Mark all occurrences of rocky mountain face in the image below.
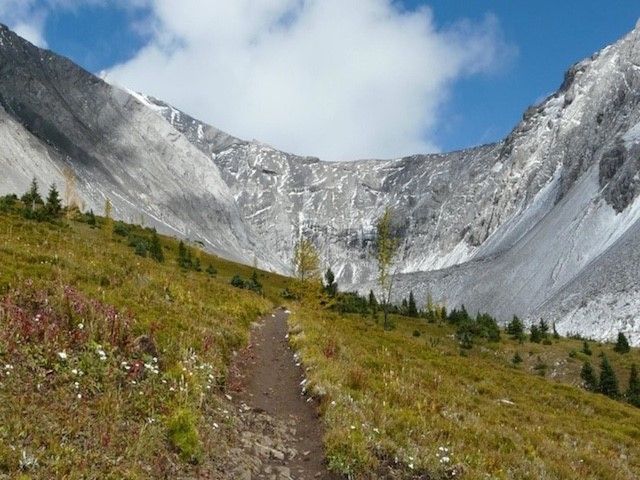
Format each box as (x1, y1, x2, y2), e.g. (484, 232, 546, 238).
(1, 22, 640, 344)
(0, 24, 268, 268)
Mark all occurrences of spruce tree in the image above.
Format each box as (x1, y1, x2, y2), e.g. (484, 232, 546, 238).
(581, 340, 592, 356)
(149, 231, 164, 263)
(407, 291, 418, 317)
(539, 319, 549, 339)
(45, 184, 62, 218)
(598, 356, 620, 398)
(87, 209, 97, 227)
(21, 177, 43, 207)
(507, 315, 525, 341)
(581, 361, 598, 392)
(614, 332, 630, 354)
(368, 290, 378, 314)
(178, 241, 191, 269)
(512, 351, 523, 366)
(324, 268, 338, 297)
(552, 322, 560, 339)
(530, 324, 543, 343)
(626, 364, 640, 407)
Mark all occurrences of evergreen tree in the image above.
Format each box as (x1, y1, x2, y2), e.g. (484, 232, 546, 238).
(614, 332, 630, 354)
(598, 356, 620, 398)
(458, 331, 473, 350)
(581, 340, 592, 356)
(368, 290, 378, 315)
(178, 241, 191, 269)
(193, 256, 202, 272)
(400, 298, 408, 315)
(87, 209, 97, 227)
(45, 184, 62, 218)
(530, 324, 543, 343)
(581, 361, 598, 392)
(512, 351, 523, 366)
(507, 315, 525, 340)
(149, 231, 164, 263)
(539, 319, 550, 337)
(21, 177, 43, 207)
(249, 269, 262, 292)
(324, 267, 338, 297)
(407, 291, 418, 317)
(626, 364, 640, 407)
(206, 264, 217, 277)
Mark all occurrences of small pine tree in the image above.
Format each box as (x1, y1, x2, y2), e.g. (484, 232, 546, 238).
(552, 322, 560, 339)
(581, 361, 598, 392)
(324, 268, 338, 297)
(87, 209, 96, 227)
(178, 241, 191, 269)
(401, 298, 408, 315)
(149, 231, 164, 263)
(507, 315, 525, 341)
(459, 331, 473, 350)
(407, 291, 418, 318)
(530, 324, 543, 343)
(512, 351, 523, 366)
(193, 256, 201, 272)
(368, 290, 378, 317)
(539, 319, 549, 338)
(598, 356, 620, 398)
(582, 340, 592, 356)
(626, 364, 640, 407)
(21, 177, 43, 208)
(614, 332, 630, 354)
(44, 184, 63, 218)
(206, 264, 217, 277)
(134, 241, 147, 257)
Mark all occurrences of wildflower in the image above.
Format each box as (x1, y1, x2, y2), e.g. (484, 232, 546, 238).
(57, 351, 68, 361)
(77, 323, 84, 330)
(96, 348, 107, 361)
(71, 369, 79, 375)
(440, 456, 450, 464)
(77, 393, 82, 399)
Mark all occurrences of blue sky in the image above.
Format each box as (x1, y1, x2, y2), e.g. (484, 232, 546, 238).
(2, 1, 640, 158)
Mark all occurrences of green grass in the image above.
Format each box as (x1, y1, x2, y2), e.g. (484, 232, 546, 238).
(290, 307, 640, 479)
(0, 210, 289, 478)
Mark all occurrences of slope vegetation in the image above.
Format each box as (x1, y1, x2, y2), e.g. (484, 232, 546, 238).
(0, 200, 289, 478)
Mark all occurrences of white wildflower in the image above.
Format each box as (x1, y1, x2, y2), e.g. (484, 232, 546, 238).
(57, 351, 68, 361)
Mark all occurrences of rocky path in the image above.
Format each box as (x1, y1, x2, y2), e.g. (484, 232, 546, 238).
(226, 308, 339, 480)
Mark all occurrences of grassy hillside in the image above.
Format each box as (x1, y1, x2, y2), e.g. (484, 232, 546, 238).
(290, 306, 640, 479)
(0, 206, 289, 478)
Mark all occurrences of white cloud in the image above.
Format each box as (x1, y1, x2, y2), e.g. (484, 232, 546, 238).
(12, 21, 48, 48)
(0, 0, 515, 160)
(105, 0, 515, 161)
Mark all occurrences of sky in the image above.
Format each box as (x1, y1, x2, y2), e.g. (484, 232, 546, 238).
(0, 1, 639, 161)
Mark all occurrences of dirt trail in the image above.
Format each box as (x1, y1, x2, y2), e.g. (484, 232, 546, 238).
(228, 308, 339, 480)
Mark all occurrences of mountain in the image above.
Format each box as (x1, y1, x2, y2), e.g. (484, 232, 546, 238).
(1, 22, 640, 344)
